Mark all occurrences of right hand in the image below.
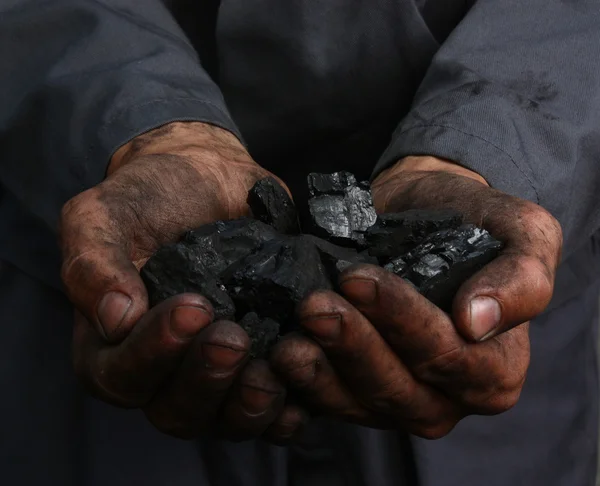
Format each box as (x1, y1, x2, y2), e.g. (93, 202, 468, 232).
(60, 122, 307, 443)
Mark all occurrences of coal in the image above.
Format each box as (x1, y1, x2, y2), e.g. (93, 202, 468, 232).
(141, 243, 235, 320)
(302, 234, 378, 279)
(306, 171, 377, 248)
(383, 256, 408, 276)
(385, 224, 502, 311)
(183, 218, 279, 274)
(308, 171, 358, 196)
(239, 312, 280, 358)
(247, 177, 300, 234)
(222, 237, 332, 332)
(366, 209, 463, 258)
(141, 173, 503, 354)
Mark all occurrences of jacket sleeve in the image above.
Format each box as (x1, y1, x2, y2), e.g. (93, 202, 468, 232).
(373, 0, 600, 256)
(0, 0, 239, 230)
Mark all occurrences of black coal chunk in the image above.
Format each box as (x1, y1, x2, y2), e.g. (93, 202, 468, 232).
(141, 243, 235, 320)
(239, 312, 281, 359)
(383, 256, 408, 276)
(141, 171, 503, 354)
(385, 224, 502, 311)
(222, 237, 332, 332)
(306, 171, 377, 247)
(302, 234, 378, 278)
(308, 171, 358, 196)
(366, 209, 463, 259)
(183, 218, 279, 274)
(247, 177, 300, 234)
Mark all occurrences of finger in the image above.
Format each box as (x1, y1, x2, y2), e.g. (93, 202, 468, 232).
(60, 189, 148, 342)
(219, 360, 286, 440)
(339, 265, 464, 365)
(298, 291, 461, 438)
(372, 170, 562, 342)
(450, 197, 561, 341)
(73, 293, 213, 408)
(143, 320, 250, 439)
(452, 249, 557, 342)
(262, 403, 310, 446)
(270, 334, 381, 427)
(339, 265, 530, 413)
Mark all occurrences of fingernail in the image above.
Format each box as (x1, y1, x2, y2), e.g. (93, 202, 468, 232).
(339, 278, 377, 305)
(97, 291, 132, 337)
(202, 343, 246, 369)
(170, 305, 211, 339)
(470, 297, 502, 341)
(301, 314, 341, 343)
(240, 385, 279, 415)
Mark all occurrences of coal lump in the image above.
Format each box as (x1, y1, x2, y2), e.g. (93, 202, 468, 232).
(306, 171, 377, 247)
(142, 174, 502, 354)
(247, 177, 300, 234)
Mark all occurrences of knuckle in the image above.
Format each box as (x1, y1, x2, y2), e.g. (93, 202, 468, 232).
(513, 254, 554, 298)
(478, 389, 521, 415)
(60, 191, 88, 227)
(59, 189, 103, 243)
(520, 203, 563, 261)
(413, 345, 468, 382)
(281, 358, 319, 390)
(271, 336, 321, 376)
(292, 365, 318, 390)
(370, 376, 418, 412)
(466, 378, 524, 415)
(459, 352, 526, 414)
(59, 250, 103, 299)
(498, 370, 526, 396)
(532, 205, 562, 243)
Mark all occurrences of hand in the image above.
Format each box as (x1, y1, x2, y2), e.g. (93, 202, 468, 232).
(270, 156, 562, 438)
(60, 122, 307, 443)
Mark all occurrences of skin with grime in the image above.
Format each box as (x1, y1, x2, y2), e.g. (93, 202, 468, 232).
(60, 122, 562, 442)
(271, 157, 561, 437)
(60, 122, 308, 443)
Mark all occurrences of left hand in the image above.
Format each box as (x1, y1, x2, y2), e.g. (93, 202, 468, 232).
(270, 156, 562, 438)
(61, 122, 307, 443)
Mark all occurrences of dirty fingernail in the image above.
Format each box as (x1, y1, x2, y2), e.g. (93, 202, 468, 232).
(240, 385, 279, 415)
(301, 314, 341, 343)
(202, 343, 246, 369)
(170, 305, 212, 339)
(470, 296, 502, 341)
(97, 291, 132, 338)
(339, 278, 377, 305)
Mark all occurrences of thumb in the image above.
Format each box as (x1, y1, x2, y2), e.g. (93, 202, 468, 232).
(60, 188, 148, 343)
(452, 200, 562, 342)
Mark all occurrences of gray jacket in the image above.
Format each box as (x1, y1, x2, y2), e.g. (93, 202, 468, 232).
(1, 2, 599, 485)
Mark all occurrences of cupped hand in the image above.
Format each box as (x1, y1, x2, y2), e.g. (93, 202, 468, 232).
(60, 122, 307, 442)
(271, 156, 562, 438)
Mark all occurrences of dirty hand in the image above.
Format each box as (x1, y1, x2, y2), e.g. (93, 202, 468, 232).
(271, 156, 562, 438)
(60, 122, 307, 442)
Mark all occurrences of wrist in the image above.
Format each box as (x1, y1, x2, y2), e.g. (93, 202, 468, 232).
(376, 156, 489, 188)
(108, 122, 249, 176)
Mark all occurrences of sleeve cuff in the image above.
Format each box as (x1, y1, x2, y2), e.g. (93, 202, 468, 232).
(83, 98, 244, 193)
(373, 123, 540, 204)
